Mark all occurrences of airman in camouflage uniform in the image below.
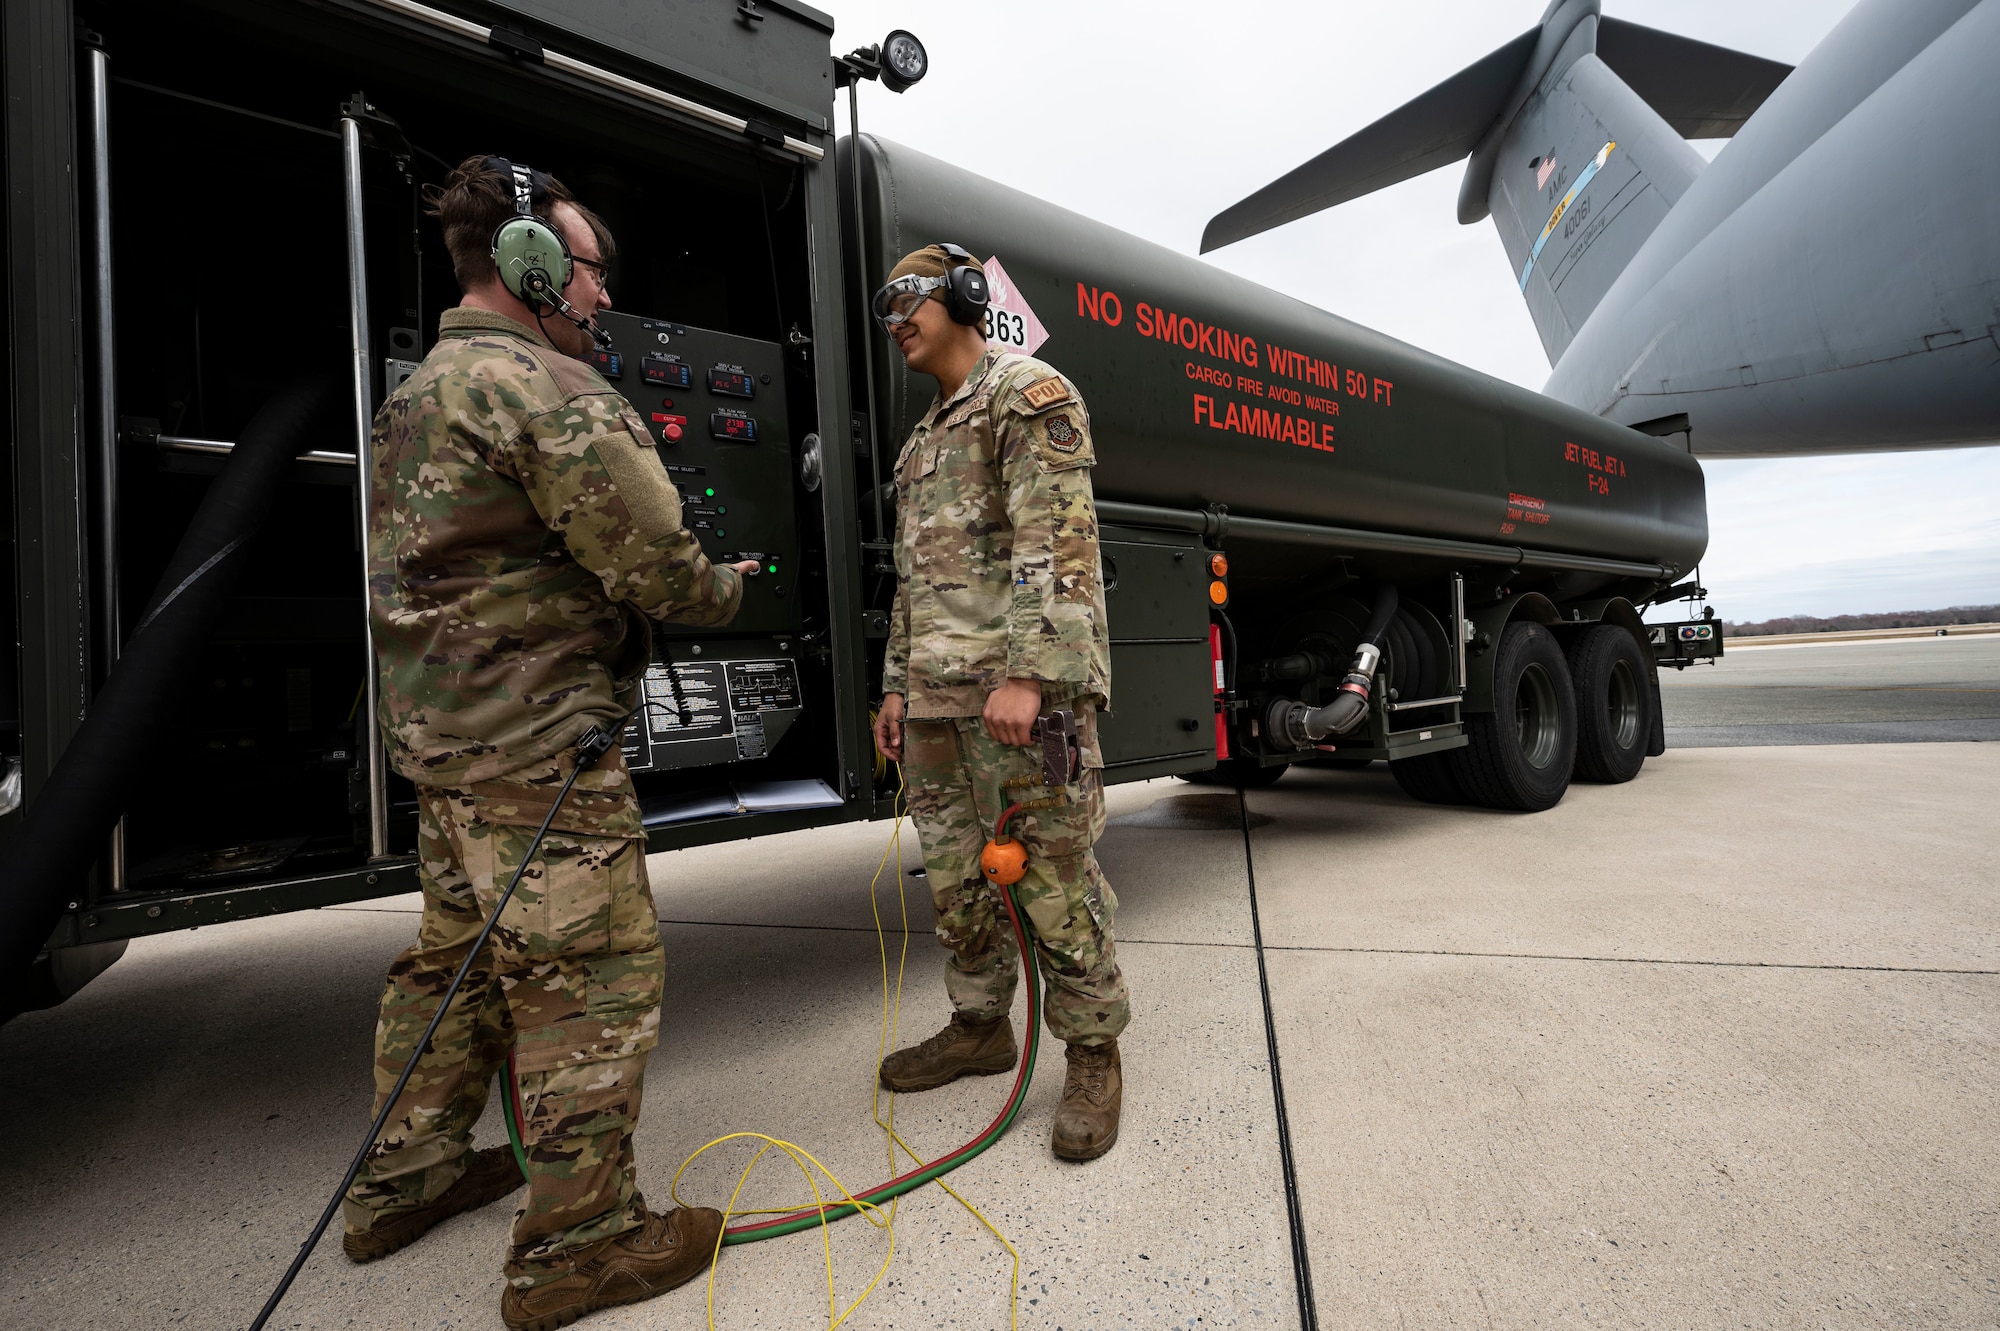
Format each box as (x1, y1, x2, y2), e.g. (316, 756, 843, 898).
(344, 156, 746, 1325)
(870, 245, 1129, 1161)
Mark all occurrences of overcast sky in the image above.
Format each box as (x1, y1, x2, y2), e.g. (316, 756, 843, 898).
(827, 0, 1998, 623)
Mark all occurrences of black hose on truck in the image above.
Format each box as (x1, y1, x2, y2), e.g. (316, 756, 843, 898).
(0, 378, 332, 1019)
(1264, 582, 1400, 748)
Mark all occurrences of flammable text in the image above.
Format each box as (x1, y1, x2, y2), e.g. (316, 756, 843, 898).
(1193, 393, 1336, 450)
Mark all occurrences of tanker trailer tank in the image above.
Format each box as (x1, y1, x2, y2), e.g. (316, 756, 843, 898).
(842, 135, 1707, 606)
(842, 134, 1711, 811)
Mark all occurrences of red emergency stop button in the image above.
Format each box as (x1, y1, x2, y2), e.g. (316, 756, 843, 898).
(664, 423, 683, 441)
(651, 412, 687, 444)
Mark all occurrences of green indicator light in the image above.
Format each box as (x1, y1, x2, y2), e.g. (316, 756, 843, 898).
(716, 506, 727, 515)
(766, 564, 777, 573)
(704, 487, 715, 497)
(716, 530, 726, 539)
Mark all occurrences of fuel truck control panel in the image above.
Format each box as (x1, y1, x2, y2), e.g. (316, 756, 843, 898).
(589, 311, 799, 636)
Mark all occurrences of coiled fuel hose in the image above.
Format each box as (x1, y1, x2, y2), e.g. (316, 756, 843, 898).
(496, 764, 1039, 1330)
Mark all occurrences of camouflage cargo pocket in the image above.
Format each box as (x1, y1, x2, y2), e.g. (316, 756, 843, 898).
(581, 947, 664, 1022)
(1016, 855, 1111, 950)
(514, 968, 664, 1072)
(468, 762, 647, 964)
(475, 824, 640, 962)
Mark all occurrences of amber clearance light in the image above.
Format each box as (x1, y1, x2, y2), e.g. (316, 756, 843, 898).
(1208, 552, 1229, 577)
(1208, 580, 1229, 605)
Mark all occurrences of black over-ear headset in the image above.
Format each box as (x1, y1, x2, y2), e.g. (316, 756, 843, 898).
(484, 156, 571, 309)
(935, 242, 991, 326)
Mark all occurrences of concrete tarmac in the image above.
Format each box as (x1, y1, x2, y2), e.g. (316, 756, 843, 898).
(1661, 632, 2000, 746)
(2, 668, 1996, 1327)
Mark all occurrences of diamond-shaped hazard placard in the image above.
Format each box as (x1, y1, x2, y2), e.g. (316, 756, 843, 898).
(980, 256, 1047, 358)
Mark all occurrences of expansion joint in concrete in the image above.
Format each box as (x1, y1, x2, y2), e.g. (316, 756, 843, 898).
(1257, 944, 2000, 976)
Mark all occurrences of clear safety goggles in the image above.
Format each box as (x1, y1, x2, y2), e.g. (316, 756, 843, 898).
(870, 274, 946, 334)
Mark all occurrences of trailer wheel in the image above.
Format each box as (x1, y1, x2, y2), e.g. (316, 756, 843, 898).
(1450, 622, 1576, 811)
(1390, 751, 1464, 804)
(1566, 624, 1650, 783)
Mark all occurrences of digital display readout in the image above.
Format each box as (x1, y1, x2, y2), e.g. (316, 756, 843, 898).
(643, 355, 692, 389)
(709, 409, 758, 442)
(584, 350, 622, 379)
(707, 366, 756, 399)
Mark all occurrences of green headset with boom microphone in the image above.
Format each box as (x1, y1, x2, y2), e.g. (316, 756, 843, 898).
(485, 156, 570, 307)
(483, 156, 611, 349)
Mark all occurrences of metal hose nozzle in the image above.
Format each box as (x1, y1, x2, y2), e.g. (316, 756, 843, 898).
(1264, 642, 1382, 747)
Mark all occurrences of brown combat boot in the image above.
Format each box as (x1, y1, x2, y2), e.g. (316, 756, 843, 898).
(878, 1011, 1018, 1092)
(500, 1204, 725, 1331)
(1052, 1039, 1122, 1161)
(342, 1145, 525, 1263)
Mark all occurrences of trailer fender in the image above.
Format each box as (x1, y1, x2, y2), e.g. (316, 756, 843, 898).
(1463, 591, 1558, 713)
(1551, 596, 1647, 648)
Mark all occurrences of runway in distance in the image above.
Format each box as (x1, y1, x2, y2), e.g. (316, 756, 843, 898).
(1203, 0, 2000, 459)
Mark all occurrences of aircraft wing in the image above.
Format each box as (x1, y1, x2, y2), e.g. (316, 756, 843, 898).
(1200, 27, 1538, 254)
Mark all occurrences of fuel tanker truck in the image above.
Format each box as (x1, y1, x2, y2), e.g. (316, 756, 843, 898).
(0, 0, 1719, 1010)
(848, 134, 1713, 808)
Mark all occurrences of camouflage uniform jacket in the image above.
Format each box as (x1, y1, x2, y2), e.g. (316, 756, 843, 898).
(883, 350, 1111, 718)
(369, 307, 741, 785)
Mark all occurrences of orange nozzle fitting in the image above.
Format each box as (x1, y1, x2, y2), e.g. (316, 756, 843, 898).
(981, 802, 1029, 886)
(980, 837, 1028, 886)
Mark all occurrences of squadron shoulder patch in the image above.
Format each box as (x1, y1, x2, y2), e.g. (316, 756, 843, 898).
(1043, 414, 1080, 452)
(1020, 377, 1070, 411)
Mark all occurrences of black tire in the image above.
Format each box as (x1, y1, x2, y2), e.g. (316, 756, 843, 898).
(1566, 624, 1651, 783)
(1179, 756, 1290, 788)
(1390, 751, 1464, 804)
(1449, 621, 1576, 812)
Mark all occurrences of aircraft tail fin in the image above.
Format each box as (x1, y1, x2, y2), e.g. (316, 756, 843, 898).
(1202, 3, 1793, 364)
(1484, 21, 1715, 364)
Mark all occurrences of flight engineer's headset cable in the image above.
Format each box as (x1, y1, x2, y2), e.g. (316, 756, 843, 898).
(250, 710, 1046, 1330)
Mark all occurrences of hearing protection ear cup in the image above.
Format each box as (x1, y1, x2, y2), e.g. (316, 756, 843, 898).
(491, 213, 572, 308)
(935, 241, 990, 327)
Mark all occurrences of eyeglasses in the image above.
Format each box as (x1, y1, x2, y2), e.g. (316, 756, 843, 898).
(871, 274, 945, 333)
(571, 254, 611, 287)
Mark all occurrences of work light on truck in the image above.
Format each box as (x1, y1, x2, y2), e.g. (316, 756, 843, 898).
(879, 30, 928, 92)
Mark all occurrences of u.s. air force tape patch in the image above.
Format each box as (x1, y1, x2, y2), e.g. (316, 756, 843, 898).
(1020, 377, 1069, 410)
(1043, 414, 1079, 452)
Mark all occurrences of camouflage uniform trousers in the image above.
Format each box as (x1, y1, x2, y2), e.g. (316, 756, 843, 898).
(341, 748, 666, 1288)
(903, 703, 1130, 1046)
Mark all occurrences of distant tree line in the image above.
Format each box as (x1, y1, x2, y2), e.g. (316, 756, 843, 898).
(1723, 605, 2000, 637)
